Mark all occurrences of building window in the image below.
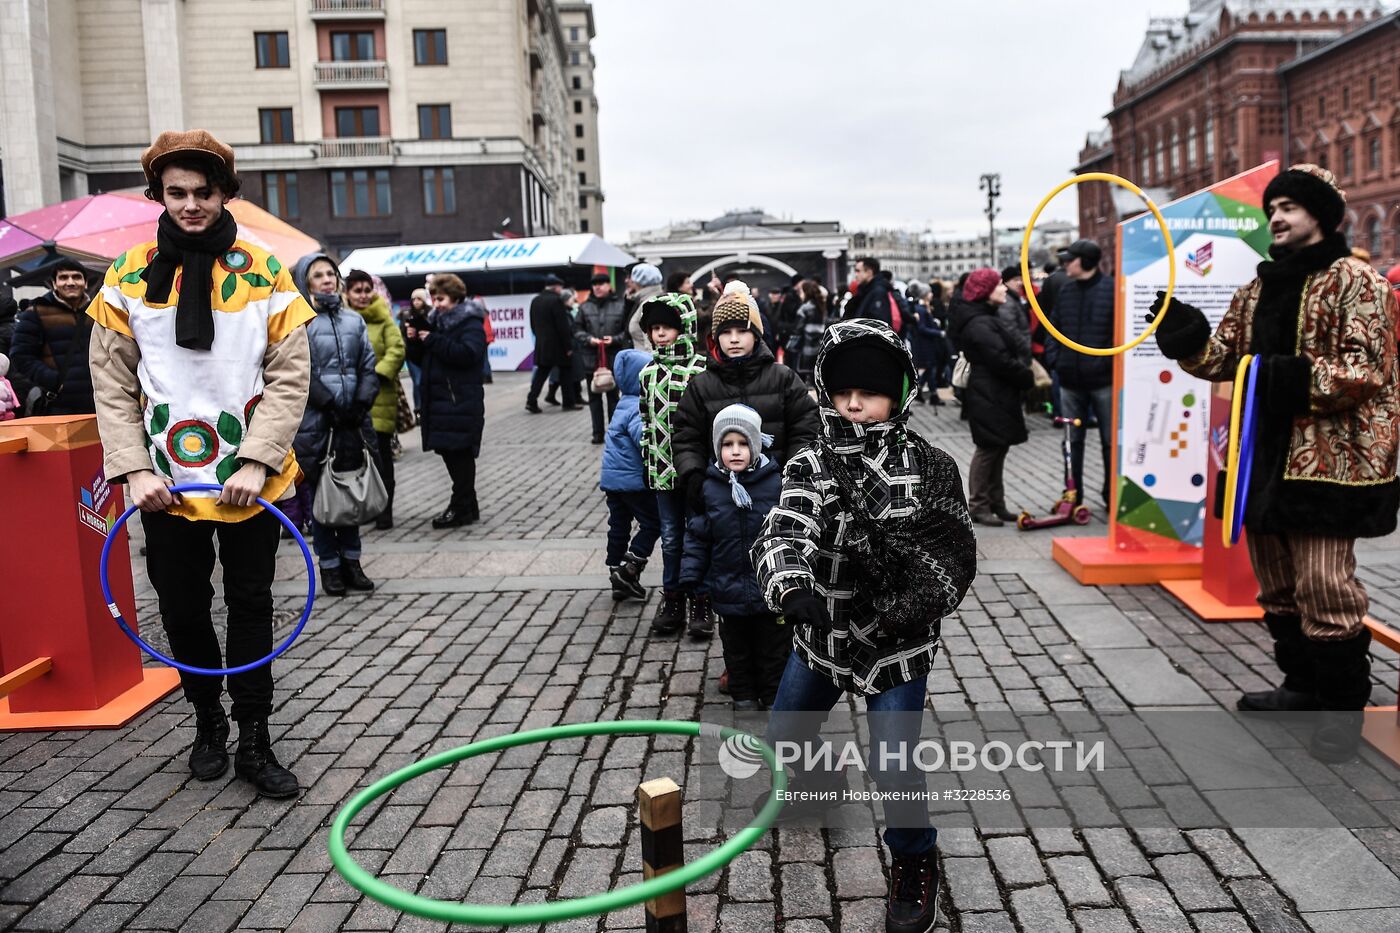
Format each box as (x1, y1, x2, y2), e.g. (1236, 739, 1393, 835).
(1342, 145, 1354, 178)
(1343, 86, 1351, 111)
(417, 104, 451, 140)
(1366, 215, 1381, 254)
(1186, 123, 1198, 169)
(1154, 131, 1165, 179)
(1204, 115, 1215, 161)
(335, 107, 380, 137)
(330, 169, 392, 217)
(263, 172, 299, 219)
(1370, 136, 1382, 173)
(578, 172, 586, 184)
(570, 50, 581, 66)
(1296, 103, 1304, 123)
(1319, 95, 1326, 119)
(572, 76, 582, 90)
(254, 32, 289, 68)
(573, 100, 583, 114)
(574, 124, 584, 138)
(575, 148, 585, 162)
(579, 193, 588, 209)
(413, 29, 448, 65)
(570, 26, 580, 41)
(422, 167, 455, 215)
(1370, 74, 1377, 102)
(259, 108, 293, 144)
(330, 31, 375, 61)
(581, 219, 589, 232)
(1170, 124, 1181, 175)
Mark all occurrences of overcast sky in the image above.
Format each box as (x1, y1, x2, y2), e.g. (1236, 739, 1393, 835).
(589, 0, 1165, 240)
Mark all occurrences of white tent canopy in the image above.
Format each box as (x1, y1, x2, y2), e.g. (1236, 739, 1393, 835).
(340, 233, 635, 278)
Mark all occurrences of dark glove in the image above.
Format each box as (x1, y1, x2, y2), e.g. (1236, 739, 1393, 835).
(336, 403, 365, 428)
(1254, 354, 1313, 422)
(1146, 290, 1211, 360)
(780, 589, 832, 629)
(684, 472, 706, 515)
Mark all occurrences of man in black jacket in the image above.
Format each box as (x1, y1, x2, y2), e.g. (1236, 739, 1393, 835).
(843, 257, 893, 325)
(9, 258, 96, 415)
(575, 272, 629, 442)
(1045, 240, 1114, 504)
(526, 274, 579, 415)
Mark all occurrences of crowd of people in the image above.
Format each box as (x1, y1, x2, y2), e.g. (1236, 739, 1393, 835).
(5, 125, 1400, 931)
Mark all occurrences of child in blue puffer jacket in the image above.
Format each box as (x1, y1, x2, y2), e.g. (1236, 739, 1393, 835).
(600, 348, 661, 600)
(680, 403, 790, 709)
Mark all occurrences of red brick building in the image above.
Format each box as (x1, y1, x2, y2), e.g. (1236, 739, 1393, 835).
(1076, 1, 1398, 270)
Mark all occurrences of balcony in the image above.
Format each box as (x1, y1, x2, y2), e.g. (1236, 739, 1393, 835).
(310, 0, 385, 19)
(313, 60, 388, 89)
(316, 138, 394, 163)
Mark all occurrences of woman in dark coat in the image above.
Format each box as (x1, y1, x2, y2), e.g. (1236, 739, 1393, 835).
(908, 282, 948, 406)
(784, 279, 827, 387)
(947, 267, 1034, 527)
(406, 273, 488, 529)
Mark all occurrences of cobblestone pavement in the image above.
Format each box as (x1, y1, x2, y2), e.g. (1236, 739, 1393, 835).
(3, 372, 1400, 932)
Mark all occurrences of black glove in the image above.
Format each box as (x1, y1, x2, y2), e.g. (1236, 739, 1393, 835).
(336, 403, 366, 428)
(780, 589, 832, 629)
(1147, 290, 1212, 360)
(684, 472, 706, 514)
(1255, 354, 1313, 422)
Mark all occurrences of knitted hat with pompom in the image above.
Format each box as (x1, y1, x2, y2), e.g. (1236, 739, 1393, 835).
(710, 280, 765, 336)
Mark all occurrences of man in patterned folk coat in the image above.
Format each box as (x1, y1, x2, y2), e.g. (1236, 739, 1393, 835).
(1150, 164, 1400, 763)
(88, 130, 314, 797)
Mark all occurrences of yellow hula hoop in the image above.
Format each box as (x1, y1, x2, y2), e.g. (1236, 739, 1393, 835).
(1020, 172, 1176, 357)
(1221, 354, 1254, 549)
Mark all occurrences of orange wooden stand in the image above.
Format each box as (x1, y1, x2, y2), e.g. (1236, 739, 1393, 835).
(0, 417, 179, 732)
(1360, 618, 1400, 766)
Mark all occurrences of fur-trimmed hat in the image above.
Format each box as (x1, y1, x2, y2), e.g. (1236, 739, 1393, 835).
(710, 280, 764, 336)
(141, 129, 236, 191)
(1262, 163, 1346, 233)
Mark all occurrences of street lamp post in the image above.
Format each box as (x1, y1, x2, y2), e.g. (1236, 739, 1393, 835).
(979, 173, 1001, 267)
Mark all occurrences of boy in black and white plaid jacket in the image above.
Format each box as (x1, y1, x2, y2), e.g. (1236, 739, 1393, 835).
(752, 317, 976, 933)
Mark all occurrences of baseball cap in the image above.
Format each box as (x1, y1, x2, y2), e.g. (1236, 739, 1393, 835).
(1056, 239, 1102, 268)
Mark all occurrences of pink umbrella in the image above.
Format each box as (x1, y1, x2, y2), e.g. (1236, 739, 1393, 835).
(0, 190, 320, 273)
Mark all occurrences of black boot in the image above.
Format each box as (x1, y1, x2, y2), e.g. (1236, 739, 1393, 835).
(321, 565, 348, 597)
(610, 554, 647, 601)
(432, 507, 473, 529)
(189, 703, 230, 781)
(374, 507, 393, 531)
(687, 591, 714, 640)
(993, 505, 1019, 523)
(1237, 614, 1319, 713)
(544, 387, 560, 406)
(650, 591, 686, 635)
(886, 849, 940, 933)
(234, 720, 300, 798)
(1309, 629, 1373, 764)
(343, 559, 375, 592)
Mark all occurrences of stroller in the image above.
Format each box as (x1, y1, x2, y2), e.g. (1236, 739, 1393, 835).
(1017, 416, 1093, 530)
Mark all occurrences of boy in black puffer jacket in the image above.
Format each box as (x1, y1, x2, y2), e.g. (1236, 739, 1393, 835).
(752, 318, 977, 933)
(674, 280, 820, 639)
(680, 404, 788, 710)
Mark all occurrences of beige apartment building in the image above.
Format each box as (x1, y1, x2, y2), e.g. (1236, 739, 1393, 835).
(0, 0, 597, 256)
(559, 1, 603, 235)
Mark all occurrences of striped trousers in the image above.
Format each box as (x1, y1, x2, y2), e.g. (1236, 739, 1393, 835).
(1247, 531, 1369, 641)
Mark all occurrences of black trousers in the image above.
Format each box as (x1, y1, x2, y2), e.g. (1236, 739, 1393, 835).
(720, 611, 794, 706)
(528, 365, 579, 406)
(438, 449, 479, 515)
(375, 430, 396, 514)
(141, 509, 281, 720)
(588, 389, 619, 438)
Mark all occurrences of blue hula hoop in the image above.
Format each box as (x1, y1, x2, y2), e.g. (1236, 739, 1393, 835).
(1231, 357, 1262, 546)
(98, 482, 315, 676)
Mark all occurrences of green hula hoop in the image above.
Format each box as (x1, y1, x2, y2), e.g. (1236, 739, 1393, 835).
(327, 719, 787, 926)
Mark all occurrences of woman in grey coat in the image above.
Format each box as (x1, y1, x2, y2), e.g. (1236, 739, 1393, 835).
(291, 253, 382, 596)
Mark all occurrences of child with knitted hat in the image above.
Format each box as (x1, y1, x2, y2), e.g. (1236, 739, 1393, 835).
(679, 403, 788, 710)
(752, 318, 977, 932)
(672, 280, 819, 644)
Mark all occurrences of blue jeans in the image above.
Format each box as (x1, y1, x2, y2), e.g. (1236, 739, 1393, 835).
(1060, 383, 1113, 503)
(656, 489, 689, 593)
(406, 361, 423, 411)
(311, 521, 361, 570)
(766, 652, 937, 856)
(605, 491, 660, 565)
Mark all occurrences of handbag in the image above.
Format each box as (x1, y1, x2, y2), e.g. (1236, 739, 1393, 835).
(1030, 358, 1053, 390)
(395, 379, 416, 433)
(590, 343, 615, 394)
(312, 429, 389, 526)
(951, 354, 971, 389)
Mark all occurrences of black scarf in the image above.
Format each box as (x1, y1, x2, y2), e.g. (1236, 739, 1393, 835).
(1251, 232, 1350, 357)
(141, 209, 238, 351)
